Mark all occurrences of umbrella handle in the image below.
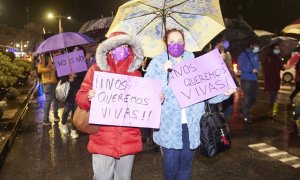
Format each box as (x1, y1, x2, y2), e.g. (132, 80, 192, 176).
(167, 68, 172, 85)
(49, 53, 54, 63)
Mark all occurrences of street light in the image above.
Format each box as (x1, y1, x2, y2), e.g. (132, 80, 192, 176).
(47, 13, 71, 33)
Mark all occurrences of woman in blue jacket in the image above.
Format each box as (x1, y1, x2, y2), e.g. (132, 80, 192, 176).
(144, 29, 230, 180)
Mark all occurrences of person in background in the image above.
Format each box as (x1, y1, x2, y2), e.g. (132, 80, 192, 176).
(261, 43, 285, 118)
(238, 39, 260, 123)
(76, 32, 143, 180)
(210, 34, 238, 121)
(144, 28, 231, 180)
(86, 51, 96, 69)
(285, 47, 300, 105)
(37, 52, 60, 126)
(138, 57, 158, 149)
(59, 46, 87, 138)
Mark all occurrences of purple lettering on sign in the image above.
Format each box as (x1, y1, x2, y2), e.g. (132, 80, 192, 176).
(169, 49, 236, 108)
(89, 71, 162, 128)
(53, 50, 87, 77)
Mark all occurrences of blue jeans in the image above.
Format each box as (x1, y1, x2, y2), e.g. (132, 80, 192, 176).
(241, 80, 258, 118)
(162, 124, 195, 180)
(62, 101, 77, 130)
(43, 83, 59, 123)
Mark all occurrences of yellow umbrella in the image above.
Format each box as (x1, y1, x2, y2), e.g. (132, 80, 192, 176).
(283, 28, 300, 35)
(254, 30, 275, 37)
(107, 0, 225, 57)
(282, 18, 300, 34)
(282, 24, 300, 33)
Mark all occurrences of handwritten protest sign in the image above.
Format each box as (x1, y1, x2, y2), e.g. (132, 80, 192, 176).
(53, 50, 87, 77)
(89, 71, 162, 128)
(169, 49, 236, 108)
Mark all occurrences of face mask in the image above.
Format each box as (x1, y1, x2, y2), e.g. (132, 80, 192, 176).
(168, 43, 185, 57)
(223, 40, 230, 50)
(252, 47, 259, 53)
(111, 45, 130, 62)
(273, 49, 280, 55)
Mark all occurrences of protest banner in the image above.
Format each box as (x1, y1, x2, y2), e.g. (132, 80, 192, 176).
(169, 49, 236, 108)
(89, 71, 162, 128)
(53, 50, 88, 77)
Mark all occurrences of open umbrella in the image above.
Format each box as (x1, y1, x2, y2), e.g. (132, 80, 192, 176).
(107, 0, 225, 58)
(85, 17, 113, 32)
(223, 18, 257, 41)
(254, 30, 275, 37)
(78, 19, 99, 33)
(83, 17, 114, 41)
(282, 18, 300, 34)
(260, 36, 298, 59)
(222, 18, 257, 59)
(35, 32, 95, 54)
(283, 28, 300, 35)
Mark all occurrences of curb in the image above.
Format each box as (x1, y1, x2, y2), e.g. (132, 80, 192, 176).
(0, 82, 38, 167)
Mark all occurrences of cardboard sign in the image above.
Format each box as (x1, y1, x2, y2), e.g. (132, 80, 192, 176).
(169, 49, 236, 108)
(53, 50, 88, 77)
(89, 71, 162, 128)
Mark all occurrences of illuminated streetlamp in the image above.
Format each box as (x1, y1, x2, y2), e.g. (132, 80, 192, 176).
(47, 13, 71, 33)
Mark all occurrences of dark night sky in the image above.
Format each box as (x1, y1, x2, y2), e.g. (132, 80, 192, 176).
(0, 0, 299, 33)
(0, 0, 129, 31)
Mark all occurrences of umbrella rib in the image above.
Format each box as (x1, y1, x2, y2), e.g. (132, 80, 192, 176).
(167, 0, 189, 9)
(137, 2, 161, 11)
(168, 15, 201, 49)
(136, 15, 159, 35)
(169, 11, 205, 16)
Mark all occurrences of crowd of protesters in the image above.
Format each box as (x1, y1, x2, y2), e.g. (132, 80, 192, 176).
(35, 28, 300, 180)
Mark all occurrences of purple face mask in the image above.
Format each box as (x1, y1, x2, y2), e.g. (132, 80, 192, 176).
(111, 45, 130, 62)
(168, 43, 184, 57)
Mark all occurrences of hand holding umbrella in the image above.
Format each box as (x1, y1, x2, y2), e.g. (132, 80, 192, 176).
(107, 0, 225, 58)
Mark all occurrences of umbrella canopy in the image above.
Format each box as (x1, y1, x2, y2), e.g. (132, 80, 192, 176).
(222, 18, 258, 59)
(85, 17, 113, 32)
(282, 18, 300, 33)
(254, 30, 275, 37)
(260, 36, 298, 59)
(82, 17, 114, 41)
(223, 18, 256, 41)
(107, 0, 225, 57)
(78, 19, 99, 33)
(35, 32, 95, 54)
(283, 28, 300, 35)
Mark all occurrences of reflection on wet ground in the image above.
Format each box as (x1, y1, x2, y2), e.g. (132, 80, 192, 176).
(0, 87, 300, 179)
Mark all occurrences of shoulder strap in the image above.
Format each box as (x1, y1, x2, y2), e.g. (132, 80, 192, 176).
(244, 52, 254, 68)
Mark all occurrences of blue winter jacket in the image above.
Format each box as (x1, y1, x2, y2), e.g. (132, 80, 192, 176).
(144, 51, 229, 149)
(238, 48, 259, 81)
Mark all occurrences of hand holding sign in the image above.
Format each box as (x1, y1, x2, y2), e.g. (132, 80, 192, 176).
(53, 50, 88, 77)
(89, 71, 162, 128)
(169, 49, 237, 108)
(88, 89, 96, 101)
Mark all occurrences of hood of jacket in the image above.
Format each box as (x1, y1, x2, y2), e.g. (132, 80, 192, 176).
(95, 34, 144, 72)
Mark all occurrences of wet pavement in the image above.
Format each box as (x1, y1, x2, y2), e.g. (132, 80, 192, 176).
(0, 81, 300, 180)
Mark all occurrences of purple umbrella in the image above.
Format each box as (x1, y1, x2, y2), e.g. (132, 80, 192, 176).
(35, 32, 95, 54)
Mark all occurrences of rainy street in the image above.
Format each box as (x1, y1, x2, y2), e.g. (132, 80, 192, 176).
(0, 80, 299, 180)
(0, 0, 299, 180)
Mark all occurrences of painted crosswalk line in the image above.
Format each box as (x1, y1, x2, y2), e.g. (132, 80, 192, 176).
(248, 142, 300, 169)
